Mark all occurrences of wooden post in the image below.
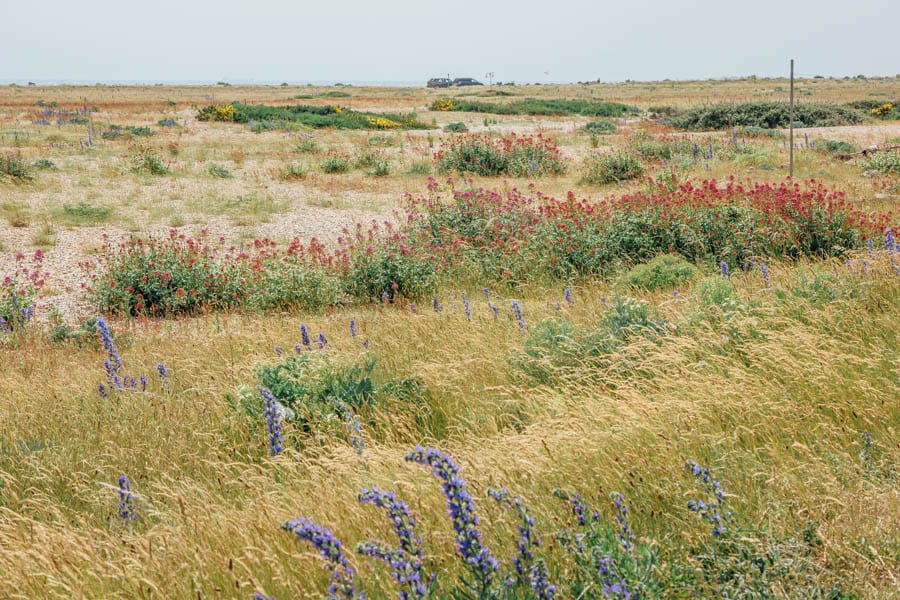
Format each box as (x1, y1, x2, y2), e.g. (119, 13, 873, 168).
(789, 59, 794, 178)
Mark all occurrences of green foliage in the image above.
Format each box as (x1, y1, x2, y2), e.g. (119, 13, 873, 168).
(405, 160, 432, 176)
(201, 102, 431, 130)
(343, 247, 437, 301)
(47, 317, 100, 347)
(245, 261, 341, 311)
(580, 152, 644, 184)
(818, 139, 858, 154)
(207, 163, 233, 178)
(32, 159, 57, 171)
(0, 154, 34, 182)
(436, 134, 567, 177)
(670, 102, 864, 130)
(127, 146, 169, 176)
(443, 122, 469, 133)
(862, 150, 900, 174)
(58, 202, 112, 225)
(581, 120, 617, 134)
(434, 98, 637, 117)
(617, 254, 697, 291)
(320, 154, 350, 174)
(279, 163, 306, 181)
(102, 125, 153, 139)
(294, 136, 320, 153)
(321, 90, 351, 98)
(354, 150, 391, 176)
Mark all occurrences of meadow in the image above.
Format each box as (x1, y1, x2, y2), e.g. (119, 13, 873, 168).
(0, 76, 898, 599)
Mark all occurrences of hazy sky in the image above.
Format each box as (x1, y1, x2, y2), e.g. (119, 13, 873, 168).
(1, 0, 898, 84)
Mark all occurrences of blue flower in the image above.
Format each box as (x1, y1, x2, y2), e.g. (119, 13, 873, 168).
(686, 460, 727, 536)
(405, 446, 498, 591)
(156, 363, 168, 379)
(259, 386, 283, 456)
(281, 517, 361, 599)
(300, 323, 311, 347)
(117, 475, 137, 522)
(720, 261, 729, 278)
(357, 486, 427, 599)
(510, 301, 525, 330)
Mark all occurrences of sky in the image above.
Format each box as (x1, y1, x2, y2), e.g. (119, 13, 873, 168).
(1, 0, 898, 84)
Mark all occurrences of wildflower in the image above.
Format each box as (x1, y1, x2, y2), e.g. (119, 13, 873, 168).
(381, 291, 390, 303)
(294, 343, 303, 355)
(300, 323, 311, 346)
(281, 517, 359, 599)
(409, 302, 417, 314)
(156, 363, 168, 379)
(316, 332, 329, 349)
(432, 297, 441, 312)
(489, 303, 499, 320)
(405, 446, 498, 589)
(564, 287, 573, 305)
(0, 316, 6, 334)
(98, 383, 107, 398)
(686, 460, 726, 536)
(139, 375, 147, 391)
(596, 555, 629, 598)
(510, 300, 526, 329)
(96, 316, 123, 388)
(251, 593, 275, 600)
(611, 493, 634, 552)
(345, 416, 365, 457)
(117, 475, 137, 521)
(482, 287, 490, 301)
(357, 486, 426, 599)
(885, 228, 896, 254)
(867, 238, 874, 258)
(720, 261, 729, 278)
(259, 386, 283, 456)
(489, 488, 556, 598)
(760, 262, 770, 287)
(349, 320, 357, 338)
(461, 293, 471, 321)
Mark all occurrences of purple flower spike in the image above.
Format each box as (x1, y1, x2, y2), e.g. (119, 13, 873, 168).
(405, 446, 498, 591)
(259, 386, 283, 456)
(281, 517, 360, 599)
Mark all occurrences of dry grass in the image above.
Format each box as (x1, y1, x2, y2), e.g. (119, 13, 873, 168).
(0, 79, 898, 598)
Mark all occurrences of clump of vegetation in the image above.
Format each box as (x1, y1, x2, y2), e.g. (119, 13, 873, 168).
(443, 121, 468, 133)
(616, 254, 698, 291)
(818, 139, 858, 154)
(32, 158, 57, 171)
(670, 102, 864, 130)
(294, 135, 320, 153)
(435, 134, 567, 177)
(431, 97, 637, 117)
(320, 153, 351, 174)
(279, 163, 307, 181)
(0, 153, 34, 182)
(199, 102, 430, 130)
(102, 125, 154, 139)
(127, 146, 169, 175)
(580, 152, 644, 184)
(207, 163, 232, 178)
(863, 149, 900, 174)
(582, 120, 617, 134)
(58, 202, 112, 225)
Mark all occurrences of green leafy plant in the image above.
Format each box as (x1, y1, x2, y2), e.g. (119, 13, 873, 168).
(580, 152, 644, 184)
(617, 254, 697, 291)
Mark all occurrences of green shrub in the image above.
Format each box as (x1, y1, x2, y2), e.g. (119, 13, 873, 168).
(670, 102, 864, 130)
(245, 262, 341, 311)
(443, 122, 468, 133)
(405, 161, 432, 176)
(580, 153, 644, 184)
(321, 90, 351, 98)
(280, 163, 307, 181)
(0, 154, 34, 182)
(436, 134, 566, 177)
(436, 98, 637, 117)
(58, 202, 112, 225)
(32, 159, 57, 171)
(863, 150, 900, 174)
(818, 139, 858, 154)
(617, 254, 697, 291)
(207, 163, 233, 178)
(295, 136, 320, 153)
(320, 154, 350, 174)
(581, 120, 617, 134)
(343, 247, 437, 301)
(202, 102, 430, 130)
(128, 146, 169, 176)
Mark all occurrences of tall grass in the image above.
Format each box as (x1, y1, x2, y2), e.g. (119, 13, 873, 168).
(0, 254, 897, 597)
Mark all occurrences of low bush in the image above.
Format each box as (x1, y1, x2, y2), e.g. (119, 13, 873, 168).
(279, 163, 306, 181)
(670, 102, 864, 130)
(435, 134, 566, 177)
(342, 246, 437, 302)
(818, 139, 858, 154)
(431, 98, 637, 117)
(443, 122, 468, 133)
(320, 153, 351, 174)
(207, 163, 232, 178)
(581, 120, 617, 134)
(199, 102, 430, 130)
(863, 150, 900, 174)
(617, 254, 697, 291)
(58, 202, 112, 225)
(127, 146, 169, 176)
(0, 153, 34, 182)
(580, 152, 644, 184)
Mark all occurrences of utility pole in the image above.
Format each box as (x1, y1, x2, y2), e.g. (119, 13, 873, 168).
(789, 59, 795, 179)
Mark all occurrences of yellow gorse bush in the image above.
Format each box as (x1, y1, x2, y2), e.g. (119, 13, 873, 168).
(366, 116, 401, 129)
(871, 103, 894, 117)
(430, 99, 456, 112)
